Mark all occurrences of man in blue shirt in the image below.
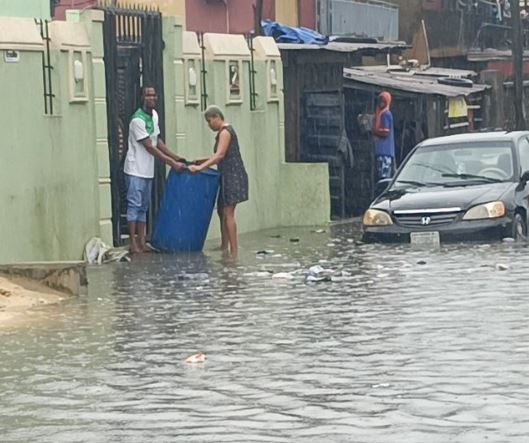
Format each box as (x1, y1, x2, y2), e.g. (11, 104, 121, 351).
(373, 91, 395, 181)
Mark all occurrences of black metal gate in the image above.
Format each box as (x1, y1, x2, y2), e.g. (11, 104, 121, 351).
(101, 4, 165, 246)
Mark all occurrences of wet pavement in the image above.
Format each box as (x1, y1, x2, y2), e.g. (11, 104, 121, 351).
(2, 222, 529, 442)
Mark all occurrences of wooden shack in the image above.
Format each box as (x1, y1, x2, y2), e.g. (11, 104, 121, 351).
(343, 66, 490, 215)
(279, 41, 408, 218)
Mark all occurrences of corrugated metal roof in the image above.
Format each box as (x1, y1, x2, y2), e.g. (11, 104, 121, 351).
(343, 68, 489, 97)
(277, 41, 409, 53)
(413, 67, 477, 78)
(467, 49, 529, 62)
(352, 65, 477, 78)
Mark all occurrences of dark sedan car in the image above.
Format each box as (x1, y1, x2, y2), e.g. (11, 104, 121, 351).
(362, 131, 529, 243)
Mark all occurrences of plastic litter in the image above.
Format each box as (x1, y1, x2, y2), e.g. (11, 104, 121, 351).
(372, 383, 391, 388)
(84, 237, 130, 265)
(331, 271, 356, 282)
(243, 271, 273, 277)
(261, 19, 328, 44)
(309, 265, 325, 274)
(306, 265, 334, 283)
(306, 274, 331, 283)
(185, 352, 205, 363)
(272, 272, 295, 279)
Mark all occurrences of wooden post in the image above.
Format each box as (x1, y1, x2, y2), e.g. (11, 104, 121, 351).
(511, 0, 526, 129)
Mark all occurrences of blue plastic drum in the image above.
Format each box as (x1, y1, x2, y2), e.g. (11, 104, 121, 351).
(152, 168, 220, 252)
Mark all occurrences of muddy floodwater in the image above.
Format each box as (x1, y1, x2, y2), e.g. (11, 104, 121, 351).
(2, 222, 529, 442)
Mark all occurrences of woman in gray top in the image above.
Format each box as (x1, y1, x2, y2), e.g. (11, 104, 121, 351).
(189, 105, 249, 258)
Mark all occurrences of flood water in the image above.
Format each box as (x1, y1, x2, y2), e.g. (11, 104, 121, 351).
(2, 222, 529, 442)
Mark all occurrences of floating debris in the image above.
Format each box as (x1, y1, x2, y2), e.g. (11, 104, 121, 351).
(371, 383, 391, 388)
(306, 265, 334, 283)
(289, 237, 300, 243)
(243, 271, 273, 277)
(331, 271, 356, 282)
(306, 274, 331, 283)
(496, 263, 509, 271)
(185, 352, 205, 364)
(177, 273, 209, 281)
(256, 250, 274, 255)
(417, 260, 427, 265)
(272, 272, 295, 279)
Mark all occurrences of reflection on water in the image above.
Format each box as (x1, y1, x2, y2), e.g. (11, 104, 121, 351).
(2, 223, 529, 442)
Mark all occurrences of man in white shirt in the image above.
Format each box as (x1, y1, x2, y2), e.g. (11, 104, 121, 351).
(124, 86, 185, 254)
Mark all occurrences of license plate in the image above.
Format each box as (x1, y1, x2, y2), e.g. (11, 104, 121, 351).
(410, 231, 440, 246)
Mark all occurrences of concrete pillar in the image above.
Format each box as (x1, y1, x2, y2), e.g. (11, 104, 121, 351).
(162, 16, 187, 154)
(78, 9, 113, 246)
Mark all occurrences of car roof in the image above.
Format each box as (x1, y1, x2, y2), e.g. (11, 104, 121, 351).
(419, 131, 529, 148)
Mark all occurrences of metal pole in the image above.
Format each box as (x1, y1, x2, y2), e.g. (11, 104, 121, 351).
(512, 0, 526, 129)
(254, 0, 264, 35)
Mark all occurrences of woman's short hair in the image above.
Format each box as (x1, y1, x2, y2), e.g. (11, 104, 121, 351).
(204, 105, 224, 121)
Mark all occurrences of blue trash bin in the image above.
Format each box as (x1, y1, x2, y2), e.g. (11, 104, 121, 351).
(152, 168, 220, 252)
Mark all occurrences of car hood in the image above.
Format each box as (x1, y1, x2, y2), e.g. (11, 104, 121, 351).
(374, 182, 514, 213)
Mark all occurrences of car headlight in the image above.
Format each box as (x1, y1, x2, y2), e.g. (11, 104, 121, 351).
(463, 201, 506, 220)
(363, 209, 393, 226)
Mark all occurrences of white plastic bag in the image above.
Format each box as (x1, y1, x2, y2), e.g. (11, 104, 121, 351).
(83, 237, 111, 265)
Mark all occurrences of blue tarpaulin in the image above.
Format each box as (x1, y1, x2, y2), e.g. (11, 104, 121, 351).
(261, 20, 328, 45)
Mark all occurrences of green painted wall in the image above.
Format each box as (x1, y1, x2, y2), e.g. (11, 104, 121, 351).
(163, 18, 330, 239)
(0, 17, 101, 263)
(0, 0, 50, 18)
(0, 12, 327, 264)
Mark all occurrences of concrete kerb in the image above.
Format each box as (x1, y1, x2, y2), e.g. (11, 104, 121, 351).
(0, 261, 88, 296)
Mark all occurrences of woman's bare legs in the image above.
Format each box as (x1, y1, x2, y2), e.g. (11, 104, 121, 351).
(221, 205, 238, 258)
(217, 207, 229, 252)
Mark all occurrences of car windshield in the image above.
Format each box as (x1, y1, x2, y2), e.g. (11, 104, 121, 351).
(393, 142, 515, 189)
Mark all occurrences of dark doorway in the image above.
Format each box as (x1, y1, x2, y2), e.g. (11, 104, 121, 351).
(301, 90, 347, 219)
(101, 5, 165, 246)
(343, 87, 375, 217)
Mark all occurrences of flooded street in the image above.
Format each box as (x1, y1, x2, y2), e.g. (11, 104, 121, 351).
(2, 222, 529, 442)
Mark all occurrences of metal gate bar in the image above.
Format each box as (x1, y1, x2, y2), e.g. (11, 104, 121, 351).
(100, 4, 165, 246)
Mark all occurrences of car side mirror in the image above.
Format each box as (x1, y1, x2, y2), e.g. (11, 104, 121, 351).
(516, 171, 529, 191)
(375, 178, 392, 196)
